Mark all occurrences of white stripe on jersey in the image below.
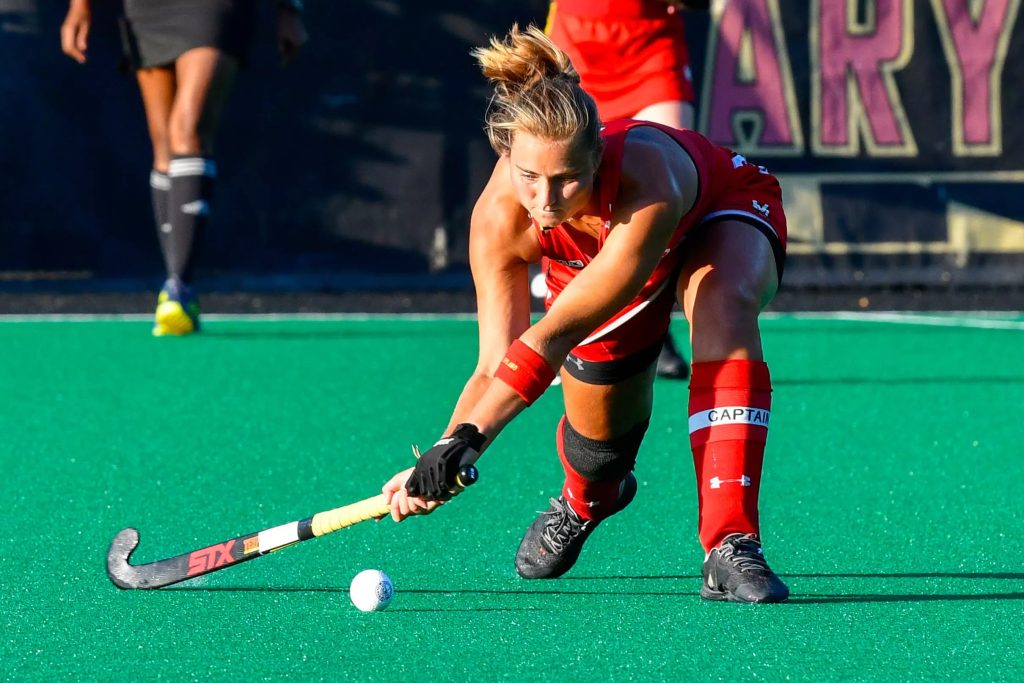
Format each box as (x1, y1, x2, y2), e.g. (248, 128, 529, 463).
(577, 276, 672, 347)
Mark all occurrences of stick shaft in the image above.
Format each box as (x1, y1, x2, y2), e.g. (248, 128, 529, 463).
(107, 493, 390, 589)
(107, 466, 478, 589)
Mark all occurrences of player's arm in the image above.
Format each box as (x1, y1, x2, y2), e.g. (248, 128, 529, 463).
(391, 137, 698, 509)
(60, 0, 91, 64)
(383, 158, 535, 518)
(395, 136, 697, 505)
(500, 134, 699, 382)
(448, 137, 697, 441)
(445, 159, 536, 434)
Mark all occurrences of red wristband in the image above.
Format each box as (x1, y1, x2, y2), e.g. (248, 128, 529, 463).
(494, 339, 557, 406)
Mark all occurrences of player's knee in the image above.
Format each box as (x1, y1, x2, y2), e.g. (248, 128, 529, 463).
(696, 271, 762, 318)
(561, 418, 649, 482)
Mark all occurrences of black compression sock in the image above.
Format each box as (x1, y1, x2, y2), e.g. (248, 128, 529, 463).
(167, 156, 217, 284)
(149, 169, 172, 277)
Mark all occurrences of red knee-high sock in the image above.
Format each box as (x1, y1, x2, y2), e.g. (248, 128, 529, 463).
(688, 360, 772, 552)
(556, 416, 623, 522)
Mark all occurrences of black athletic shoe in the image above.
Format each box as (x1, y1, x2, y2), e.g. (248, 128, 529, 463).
(515, 474, 638, 579)
(656, 334, 689, 380)
(701, 533, 790, 603)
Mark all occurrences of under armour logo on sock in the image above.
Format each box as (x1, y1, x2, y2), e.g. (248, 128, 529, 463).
(566, 487, 600, 507)
(180, 200, 210, 216)
(709, 475, 751, 489)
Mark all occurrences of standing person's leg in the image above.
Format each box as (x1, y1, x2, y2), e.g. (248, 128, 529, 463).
(135, 67, 176, 281)
(167, 46, 238, 282)
(677, 219, 788, 603)
(515, 363, 656, 579)
(154, 47, 238, 336)
(633, 100, 695, 131)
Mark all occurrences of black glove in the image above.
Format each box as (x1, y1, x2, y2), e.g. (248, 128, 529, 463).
(405, 423, 486, 501)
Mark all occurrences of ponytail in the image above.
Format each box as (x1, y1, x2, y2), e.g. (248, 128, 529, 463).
(473, 24, 602, 159)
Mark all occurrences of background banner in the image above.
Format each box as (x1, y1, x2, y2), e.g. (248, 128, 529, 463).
(689, 0, 1024, 288)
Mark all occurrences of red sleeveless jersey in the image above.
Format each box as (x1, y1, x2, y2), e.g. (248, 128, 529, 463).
(535, 119, 786, 361)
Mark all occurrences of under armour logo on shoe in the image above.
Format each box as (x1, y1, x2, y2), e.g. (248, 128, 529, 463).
(181, 200, 210, 216)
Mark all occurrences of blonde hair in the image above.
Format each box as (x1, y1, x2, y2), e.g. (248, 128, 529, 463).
(473, 24, 602, 159)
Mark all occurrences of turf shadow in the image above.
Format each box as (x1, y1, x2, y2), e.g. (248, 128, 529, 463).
(166, 586, 345, 592)
(167, 586, 700, 597)
(562, 575, 700, 581)
(786, 572, 1024, 579)
(789, 593, 1024, 604)
(566, 572, 1024, 581)
(384, 608, 541, 613)
(400, 588, 698, 597)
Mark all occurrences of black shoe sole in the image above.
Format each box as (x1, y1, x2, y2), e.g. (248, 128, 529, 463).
(699, 584, 790, 604)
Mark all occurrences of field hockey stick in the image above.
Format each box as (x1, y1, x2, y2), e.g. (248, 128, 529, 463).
(106, 465, 478, 590)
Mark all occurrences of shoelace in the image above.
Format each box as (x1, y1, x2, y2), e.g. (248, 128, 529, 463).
(540, 498, 591, 553)
(717, 535, 770, 573)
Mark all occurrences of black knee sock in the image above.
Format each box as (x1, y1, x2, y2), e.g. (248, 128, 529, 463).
(149, 170, 173, 278)
(167, 156, 217, 284)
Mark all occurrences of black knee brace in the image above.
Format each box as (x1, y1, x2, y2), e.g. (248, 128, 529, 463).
(561, 418, 651, 482)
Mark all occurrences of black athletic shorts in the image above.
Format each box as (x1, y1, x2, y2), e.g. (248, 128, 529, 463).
(563, 337, 664, 385)
(121, 0, 258, 69)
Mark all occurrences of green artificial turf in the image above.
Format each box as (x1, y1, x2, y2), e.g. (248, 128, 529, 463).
(2, 314, 1022, 680)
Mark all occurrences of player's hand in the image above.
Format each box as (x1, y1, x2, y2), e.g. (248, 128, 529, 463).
(60, 0, 91, 64)
(382, 467, 444, 522)
(276, 8, 308, 65)
(405, 424, 485, 502)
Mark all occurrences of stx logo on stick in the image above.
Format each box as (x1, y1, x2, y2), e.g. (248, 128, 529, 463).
(188, 540, 236, 576)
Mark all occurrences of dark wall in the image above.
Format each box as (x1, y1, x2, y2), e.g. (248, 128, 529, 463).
(3, 1, 1021, 292)
(0, 0, 547, 283)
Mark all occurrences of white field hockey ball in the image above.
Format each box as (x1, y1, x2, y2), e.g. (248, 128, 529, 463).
(349, 569, 394, 612)
(530, 271, 549, 299)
